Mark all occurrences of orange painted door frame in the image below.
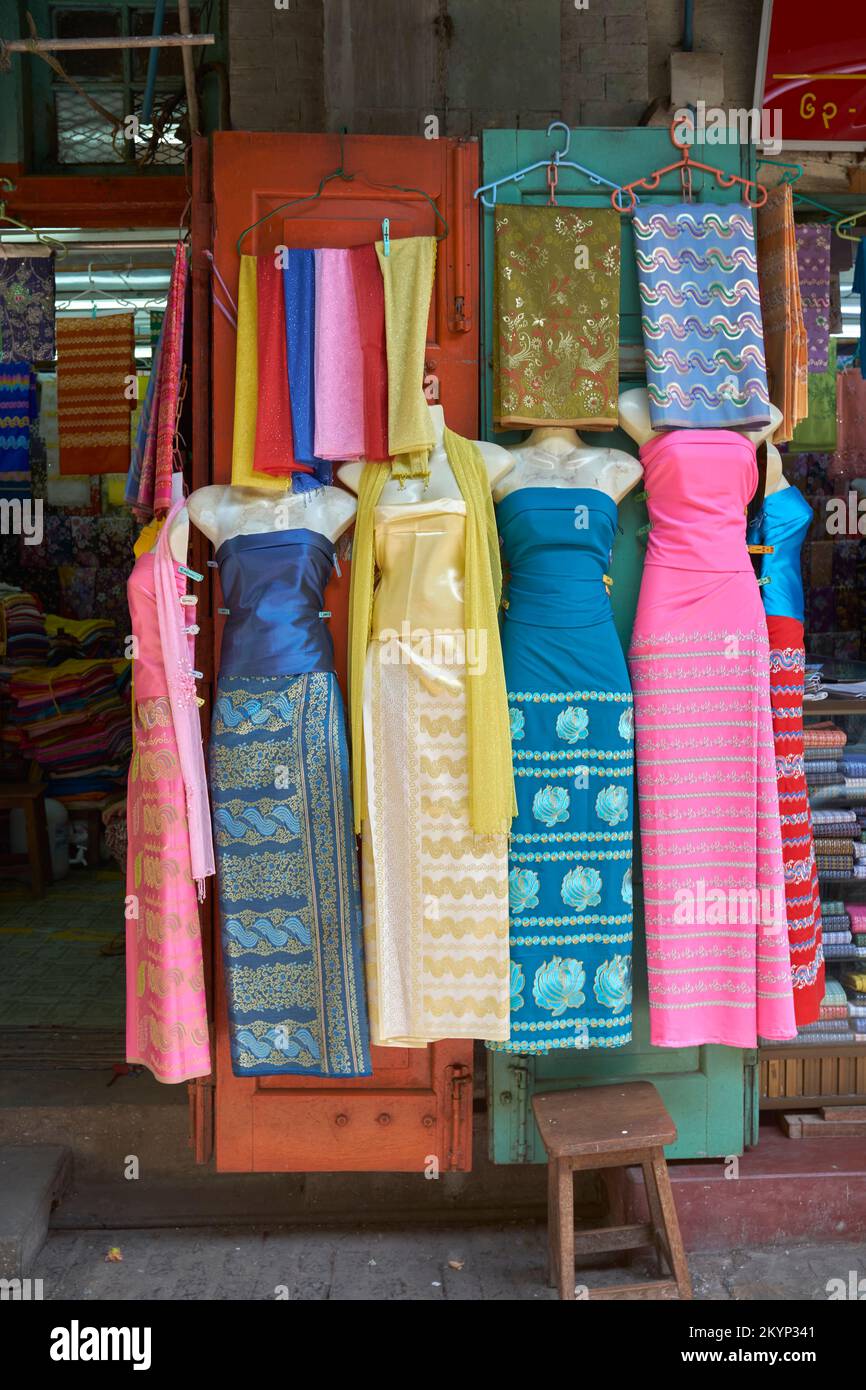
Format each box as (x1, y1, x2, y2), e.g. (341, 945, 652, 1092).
(201, 131, 481, 1173)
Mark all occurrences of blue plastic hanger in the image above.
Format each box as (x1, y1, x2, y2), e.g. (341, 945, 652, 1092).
(473, 122, 632, 209)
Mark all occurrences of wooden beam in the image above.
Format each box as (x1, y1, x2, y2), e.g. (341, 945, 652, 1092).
(3, 34, 214, 53)
(177, 2, 200, 136)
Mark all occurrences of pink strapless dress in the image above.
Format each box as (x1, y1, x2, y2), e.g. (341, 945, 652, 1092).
(628, 430, 796, 1048)
(125, 552, 211, 1082)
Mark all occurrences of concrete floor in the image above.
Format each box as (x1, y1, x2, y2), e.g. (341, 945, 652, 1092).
(29, 1225, 866, 1301)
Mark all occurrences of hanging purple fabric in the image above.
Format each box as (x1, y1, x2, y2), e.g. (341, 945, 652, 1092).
(795, 224, 831, 372)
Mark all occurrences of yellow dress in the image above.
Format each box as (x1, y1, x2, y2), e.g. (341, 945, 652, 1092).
(361, 498, 510, 1046)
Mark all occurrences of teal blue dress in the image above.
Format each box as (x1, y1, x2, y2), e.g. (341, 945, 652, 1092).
(487, 488, 634, 1054)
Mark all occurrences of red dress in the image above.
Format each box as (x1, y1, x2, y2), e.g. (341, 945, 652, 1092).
(750, 488, 824, 1026)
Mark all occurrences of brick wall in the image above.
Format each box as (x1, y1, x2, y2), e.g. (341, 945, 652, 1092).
(229, 0, 325, 132)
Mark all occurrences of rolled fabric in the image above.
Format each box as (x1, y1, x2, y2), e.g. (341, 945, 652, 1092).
(376, 235, 436, 478)
(313, 248, 364, 461)
(350, 243, 389, 461)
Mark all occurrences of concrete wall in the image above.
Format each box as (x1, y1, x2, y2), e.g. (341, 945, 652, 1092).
(229, 0, 763, 135)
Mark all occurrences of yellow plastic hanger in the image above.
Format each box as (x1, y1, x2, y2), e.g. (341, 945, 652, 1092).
(835, 207, 866, 242)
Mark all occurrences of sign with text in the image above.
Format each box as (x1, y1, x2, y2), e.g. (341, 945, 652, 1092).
(755, 0, 866, 149)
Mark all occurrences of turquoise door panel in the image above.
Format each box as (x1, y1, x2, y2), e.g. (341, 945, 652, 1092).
(481, 127, 756, 1161)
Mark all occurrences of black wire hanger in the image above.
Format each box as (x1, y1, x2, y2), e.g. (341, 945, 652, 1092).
(236, 133, 449, 255)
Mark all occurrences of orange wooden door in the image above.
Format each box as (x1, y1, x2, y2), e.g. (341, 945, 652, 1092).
(208, 132, 479, 1172)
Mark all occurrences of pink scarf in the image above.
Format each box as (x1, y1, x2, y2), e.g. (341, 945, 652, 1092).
(313, 248, 365, 460)
(155, 500, 215, 897)
(153, 243, 188, 514)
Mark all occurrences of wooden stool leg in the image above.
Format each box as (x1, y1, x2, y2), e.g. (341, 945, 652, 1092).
(646, 1148, 693, 1300)
(546, 1154, 560, 1289)
(556, 1158, 575, 1300)
(22, 797, 46, 899)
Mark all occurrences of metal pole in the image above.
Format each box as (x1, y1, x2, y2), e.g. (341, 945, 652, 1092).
(176, 1, 200, 136)
(141, 0, 167, 124)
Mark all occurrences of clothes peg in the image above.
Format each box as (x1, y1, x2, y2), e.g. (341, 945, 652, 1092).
(178, 565, 204, 582)
(382, 218, 390, 257)
(747, 544, 774, 555)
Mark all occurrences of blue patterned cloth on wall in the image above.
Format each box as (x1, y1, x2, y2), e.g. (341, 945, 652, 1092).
(209, 529, 371, 1078)
(633, 202, 770, 430)
(487, 489, 634, 1055)
(0, 362, 36, 502)
(0, 253, 55, 364)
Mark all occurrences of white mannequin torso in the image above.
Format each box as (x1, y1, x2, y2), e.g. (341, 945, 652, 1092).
(187, 483, 357, 550)
(764, 442, 790, 495)
(338, 404, 513, 502)
(618, 387, 783, 449)
(493, 427, 643, 504)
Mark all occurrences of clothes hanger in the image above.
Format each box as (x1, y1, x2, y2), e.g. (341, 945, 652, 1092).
(755, 156, 804, 185)
(236, 133, 449, 255)
(63, 263, 138, 316)
(473, 121, 630, 209)
(0, 179, 67, 258)
(611, 114, 768, 213)
(835, 208, 866, 242)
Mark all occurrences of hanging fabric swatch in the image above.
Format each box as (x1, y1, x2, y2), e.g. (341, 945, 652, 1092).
(0, 362, 36, 502)
(756, 185, 808, 443)
(282, 249, 317, 462)
(313, 248, 365, 462)
(350, 243, 389, 461)
(56, 313, 134, 474)
(252, 253, 310, 479)
(151, 242, 188, 514)
(830, 364, 866, 483)
(127, 314, 165, 512)
(376, 235, 437, 479)
(789, 339, 838, 453)
(853, 237, 865, 379)
(634, 203, 770, 429)
(0, 247, 55, 364)
(795, 224, 831, 372)
(494, 205, 620, 429)
(230, 256, 288, 494)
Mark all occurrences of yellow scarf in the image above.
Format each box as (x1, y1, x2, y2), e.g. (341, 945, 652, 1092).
(231, 255, 290, 492)
(375, 235, 437, 480)
(348, 428, 515, 838)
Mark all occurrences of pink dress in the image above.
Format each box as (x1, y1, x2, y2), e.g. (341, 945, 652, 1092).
(125, 552, 211, 1082)
(628, 431, 796, 1048)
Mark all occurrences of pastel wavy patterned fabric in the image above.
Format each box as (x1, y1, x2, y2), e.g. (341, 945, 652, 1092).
(0, 249, 55, 363)
(756, 185, 808, 443)
(125, 551, 211, 1083)
(628, 431, 796, 1047)
(361, 498, 510, 1045)
(494, 205, 620, 428)
(795, 224, 831, 372)
(487, 489, 633, 1055)
(633, 203, 770, 430)
(210, 530, 371, 1078)
(57, 314, 134, 474)
(748, 487, 824, 1026)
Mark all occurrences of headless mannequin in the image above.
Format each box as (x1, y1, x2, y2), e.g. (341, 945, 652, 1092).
(338, 404, 513, 500)
(764, 442, 790, 496)
(157, 470, 191, 563)
(617, 386, 783, 450)
(187, 481, 357, 550)
(493, 425, 643, 504)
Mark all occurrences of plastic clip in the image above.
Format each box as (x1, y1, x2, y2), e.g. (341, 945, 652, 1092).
(319, 610, 331, 619)
(636, 523, 652, 538)
(634, 489, 648, 502)
(179, 565, 204, 582)
(333, 551, 342, 579)
(184, 624, 200, 636)
(217, 607, 230, 616)
(382, 218, 390, 257)
(748, 544, 774, 555)
(179, 595, 197, 606)
(757, 576, 771, 587)
(192, 669, 204, 679)
(207, 559, 219, 568)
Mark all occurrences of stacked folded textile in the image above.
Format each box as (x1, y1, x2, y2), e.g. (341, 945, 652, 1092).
(803, 721, 848, 750)
(44, 613, 116, 664)
(0, 587, 49, 664)
(803, 665, 826, 700)
(7, 658, 131, 800)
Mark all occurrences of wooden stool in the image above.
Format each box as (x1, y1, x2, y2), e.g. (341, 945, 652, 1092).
(0, 782, 53, 898)
(532, 1081, 692, 1301)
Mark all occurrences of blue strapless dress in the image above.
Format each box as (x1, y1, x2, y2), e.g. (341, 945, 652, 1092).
(487, 489, 634, 1054)
(209, 528, 371, 1078)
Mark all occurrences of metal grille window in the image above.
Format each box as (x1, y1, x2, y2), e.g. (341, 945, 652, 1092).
(25, 2, 215, 171)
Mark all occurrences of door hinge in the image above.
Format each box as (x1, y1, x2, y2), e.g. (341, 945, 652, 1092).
(510, 1061, 531, 1163)
(446, 1063, 472, 1171)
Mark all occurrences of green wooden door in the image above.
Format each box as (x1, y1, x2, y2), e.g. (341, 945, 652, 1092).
(481, 126, 758, 1161)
